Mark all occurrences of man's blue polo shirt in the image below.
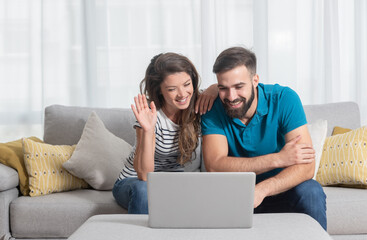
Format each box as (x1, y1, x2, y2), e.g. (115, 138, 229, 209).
(201, 83, 307, 182)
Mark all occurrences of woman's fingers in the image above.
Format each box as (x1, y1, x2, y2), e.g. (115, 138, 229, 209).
(131, 104, 138, 118)
(150, 101, 157, 115)
(134, 94, 154, 115)
(134, 95, 141, 112)
(142, 94, 149, 109)
(134, 94, 149, 112)
(201, 96, 210, 115)
(195, 95, 209, 115)
(195, 95, 201, 114)
(138, 94, 144, 109)
(207, 98, 214, 111)
(195, 93, 216, 115)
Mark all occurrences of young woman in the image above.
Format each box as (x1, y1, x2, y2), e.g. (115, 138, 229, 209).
(112, 53, 217, 214)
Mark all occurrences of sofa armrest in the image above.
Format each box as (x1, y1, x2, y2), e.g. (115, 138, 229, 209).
(0, 164, 19, 191)
(0, 188, 19, 240)
(0, 164, 19, 239)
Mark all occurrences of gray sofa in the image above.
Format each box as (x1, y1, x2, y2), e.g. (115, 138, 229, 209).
(0, 102, 366, 240)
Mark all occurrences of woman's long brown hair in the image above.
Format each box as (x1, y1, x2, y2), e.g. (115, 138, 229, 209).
(140, 53, 200, 165)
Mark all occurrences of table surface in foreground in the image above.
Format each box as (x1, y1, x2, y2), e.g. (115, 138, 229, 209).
(68, 213, 332, 240)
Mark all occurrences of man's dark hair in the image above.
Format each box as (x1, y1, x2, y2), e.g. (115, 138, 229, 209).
(213, 47, 257, 75)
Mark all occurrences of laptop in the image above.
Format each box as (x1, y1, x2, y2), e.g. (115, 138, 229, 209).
(147, 172, 255, 228)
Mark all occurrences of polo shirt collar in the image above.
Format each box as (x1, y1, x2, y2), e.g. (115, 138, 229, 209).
(256, 83, 269, 117)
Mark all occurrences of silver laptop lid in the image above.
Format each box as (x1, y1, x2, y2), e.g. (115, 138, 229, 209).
(147, 172, 255, 228)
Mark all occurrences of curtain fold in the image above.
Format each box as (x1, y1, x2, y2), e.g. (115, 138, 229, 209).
(0, 0, 366, 142)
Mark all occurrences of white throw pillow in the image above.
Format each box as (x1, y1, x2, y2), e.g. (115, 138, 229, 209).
(307, 119, 328, 179)
(63, 111, 132, 190)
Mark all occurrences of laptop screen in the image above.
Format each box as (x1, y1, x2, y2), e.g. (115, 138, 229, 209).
(147, 172, 255, 228)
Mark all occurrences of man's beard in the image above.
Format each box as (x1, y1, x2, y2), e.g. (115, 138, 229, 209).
(222, 86, 255, 119)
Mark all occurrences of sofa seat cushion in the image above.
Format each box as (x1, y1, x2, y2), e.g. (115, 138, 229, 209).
(10, 189, 127, 238)
(324, 186, 367, 235)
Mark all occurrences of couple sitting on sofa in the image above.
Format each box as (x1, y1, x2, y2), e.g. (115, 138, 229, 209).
(112, 47, 327, 230)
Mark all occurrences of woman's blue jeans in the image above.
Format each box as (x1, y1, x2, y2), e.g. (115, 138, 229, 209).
(112, 177, 148, 214)
(254, 179, 327, 230)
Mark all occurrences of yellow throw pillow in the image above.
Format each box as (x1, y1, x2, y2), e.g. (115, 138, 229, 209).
(0, 137, 43, 196)
(316, 126, 367, 188)
(332, 126, 352, 136)
(22, 138, 89, 196)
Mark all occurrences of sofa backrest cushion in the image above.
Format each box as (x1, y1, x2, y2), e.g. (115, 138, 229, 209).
(44, 105, 136, 146)
(303, 101, 360, 137)
(44, 102, 361, 150)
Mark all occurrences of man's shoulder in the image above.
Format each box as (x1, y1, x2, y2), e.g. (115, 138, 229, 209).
(261, 83, 295, 97)
(260, 83, 300, 106)
(260, 83, 306, 134)
(201, 96, 229, 136)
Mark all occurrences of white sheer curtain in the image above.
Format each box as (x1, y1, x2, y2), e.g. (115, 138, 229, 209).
(202, 0, 367, 125)
(0, 0, 203, 141)
(256, 0, 367, 109)
(0, 0, 366, 142)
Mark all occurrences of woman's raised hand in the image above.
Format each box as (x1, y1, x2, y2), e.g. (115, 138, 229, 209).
(131, 94, 157, 132)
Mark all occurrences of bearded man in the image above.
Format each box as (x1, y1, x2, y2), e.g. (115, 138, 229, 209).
(201, 47, 327, 230)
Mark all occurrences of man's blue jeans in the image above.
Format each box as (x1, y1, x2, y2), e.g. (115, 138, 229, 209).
(254, 179, 327, 230)
(112, 177, 148, 214)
